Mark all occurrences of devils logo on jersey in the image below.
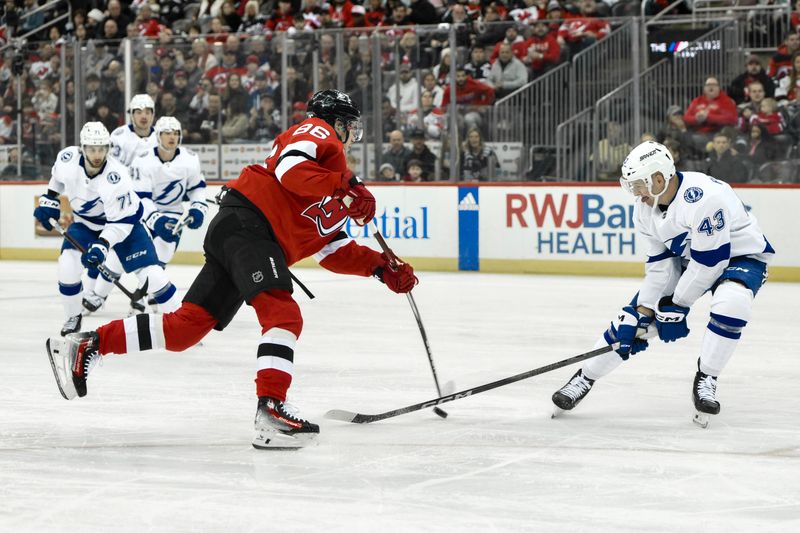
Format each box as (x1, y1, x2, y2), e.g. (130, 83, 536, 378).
(301, 196, 348, 236)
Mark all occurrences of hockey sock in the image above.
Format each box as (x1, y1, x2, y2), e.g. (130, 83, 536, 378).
(138, 265, 180, 312)
(97, 302, 217, 355)
(582, 336, 624, 381)
(699, 281, 753, 377)
(59, 250, 84, 318)
(250, 290, 303, 401)
(84, 267, 100, 293)
(93, 268, 120, 298)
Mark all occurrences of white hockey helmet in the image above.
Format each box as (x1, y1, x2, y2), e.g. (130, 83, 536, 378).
(154, 116, 182, 150)
(128, 93, 155, 114)
(79, 121, 111, 147)
(619, 141, 676, 198)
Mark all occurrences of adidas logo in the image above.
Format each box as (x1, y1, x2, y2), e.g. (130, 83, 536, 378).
(458, 192, 479, 211)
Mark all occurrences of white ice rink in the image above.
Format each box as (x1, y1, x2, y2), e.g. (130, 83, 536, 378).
(1, 260, 798, 532)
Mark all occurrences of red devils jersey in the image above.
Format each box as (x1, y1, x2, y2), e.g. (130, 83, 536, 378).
(227, 117, 381, 274)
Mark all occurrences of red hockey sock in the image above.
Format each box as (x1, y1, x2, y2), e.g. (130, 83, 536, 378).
(250, 290, 303, 400)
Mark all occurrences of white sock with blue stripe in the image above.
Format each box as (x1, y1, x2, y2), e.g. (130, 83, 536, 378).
(699, 281, 754, 377)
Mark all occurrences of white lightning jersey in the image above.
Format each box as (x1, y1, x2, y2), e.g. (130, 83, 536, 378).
(636, 171, 774, 309)
(48, 147, 142, 248)
(110, 124, 157, 166)
(130, 147, 207, 219)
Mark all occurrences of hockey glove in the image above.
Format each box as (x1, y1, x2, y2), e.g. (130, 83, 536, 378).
(81, 239, 109, 268)
(655, 295, 690, 343)
(605, 305, 653, 360)
(146, 212, 181, 243)
(374, 253, 418, 294)
(334, 174, 375, 226)
(34, 193, 60, 231)
(186, 203, 207, 229)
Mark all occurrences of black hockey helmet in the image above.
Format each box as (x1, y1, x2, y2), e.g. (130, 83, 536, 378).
(307, 90, 363, 142)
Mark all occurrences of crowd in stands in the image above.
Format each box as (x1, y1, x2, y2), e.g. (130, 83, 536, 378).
(1, 0, 799, 182)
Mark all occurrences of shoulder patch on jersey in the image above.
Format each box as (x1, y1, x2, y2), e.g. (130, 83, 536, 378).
(111, 128, 125, 136)
(60, 151, 73, 162)
(107, 171, 121, 184)
(683, 187, 703, 203)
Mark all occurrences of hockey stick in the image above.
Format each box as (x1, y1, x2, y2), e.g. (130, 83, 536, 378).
(171, 212, 194, 236)
(325, 343, 618, 424)
(50, 219, 148, 304)
(373, 230, 449, 420)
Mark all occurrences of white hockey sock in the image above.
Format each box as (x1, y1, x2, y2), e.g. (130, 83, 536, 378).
(59, 250, 83, 318)
(699, 281, 754, 377)
(583, 336, 623, 381)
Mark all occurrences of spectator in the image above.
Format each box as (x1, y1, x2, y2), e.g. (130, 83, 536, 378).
(380, 97, 399, 141)
(387, 64, 421, 121)
(249, 94, 281, 140)
(705, 132, 749, 183)
(192, 38, 219, 73)
(222, 0, 242, 31)
(86, 8, 105, 37)
(347, 5, 370, 28)
(402, 159, 425, 182)
(248, 71, 273, 111)
(223, 72, 249, 110)
(558, 0, 611, 56)
(422, 72, 444, 107)
(407, 0, 440, 25)
(103, 75, 126, 117)
(382, 130, 412, 176)
(188, 92, 223, 143)
(158, 91, 179, 120)
(490, 26, 526, 64)
(768, 32, 800, 81)
(684, 77, 738, 134)
(475, 3, 507, 48)
(464, 47, 493, 87)
(365, 0, 386, 26)
(1, 148, 39, 179)
(441, 67, 495, 135)
(775, 53, 800, 102)
(96, 103, 120, 132)
(745, 123, 779, 169)
(31, 80, 58, 117)
(738, 81, 767, 131)
(432, 48, 452, 86)
(750, 98, 785, 135)
(404, 128, 438, 181)
(594, 121, 632, 181)
(460, 128, 500, 181)
(84, 73, 103, 120)
(106, 0, 133, 31)
(658, 105, 697, 159)
(729, 55, 776, 104)
(350, 72, 373, 114)
(172, 71, 193, 121)
(239, 0, 269, 34)
(329, 0, 355, 28)
(378, 162, 398, 182)
(283, 67, 311, 107)
(490, 43, 528, 99)
(524, 20, 562, 78)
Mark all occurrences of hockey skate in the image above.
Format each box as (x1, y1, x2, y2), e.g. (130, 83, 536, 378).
(81, 292, 106, 314)
(551, 369, 595, 417)
(60, 314, 82, 337)
(692, 362, 720, 429)
(252, 397, 319, 449)
(45, 331, 100, 400)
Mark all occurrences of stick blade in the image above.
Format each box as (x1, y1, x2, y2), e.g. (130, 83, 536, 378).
(324, 409, 361, 423)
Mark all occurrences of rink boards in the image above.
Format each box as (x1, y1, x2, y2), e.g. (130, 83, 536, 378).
(2, 181, 798, 281)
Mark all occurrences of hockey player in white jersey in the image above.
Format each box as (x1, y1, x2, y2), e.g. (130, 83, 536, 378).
(32, 122, 182, 336)
(109, 94, 157, 166)
(83, 116, 207, 312)
(551, 141, 774, 427)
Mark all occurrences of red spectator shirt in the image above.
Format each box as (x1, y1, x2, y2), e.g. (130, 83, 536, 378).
(226, 117, 383, 274)
(683, 91, 738, 133)
(750, 111, 785, 135)
(205, 65, 248, 91)
(520, 34, 561, 70)
(558, 16, 611, 43)
(768, 45, 794, 80)
(441, 77, 495, 107)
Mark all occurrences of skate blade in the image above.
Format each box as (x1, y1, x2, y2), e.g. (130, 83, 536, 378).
(46, 338, 77, 400)
(252, 429, 318, 450)
(693, 411, 711, 428)
(551, 406, 565, 419)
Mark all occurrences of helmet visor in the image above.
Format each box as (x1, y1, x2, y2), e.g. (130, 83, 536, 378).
(345, 119, 363, 142)
(620, 177, 649, 196)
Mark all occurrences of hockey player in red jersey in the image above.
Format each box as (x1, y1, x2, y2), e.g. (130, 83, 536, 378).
(45, 90, 418, 449)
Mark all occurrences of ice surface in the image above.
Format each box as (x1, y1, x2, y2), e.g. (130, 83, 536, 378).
(1, 261, 798, 532)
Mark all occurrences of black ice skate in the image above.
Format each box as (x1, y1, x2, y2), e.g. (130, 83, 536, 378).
(252, 396, 320, 449)
(81, 292, 106, 314)
(46, 331, 100, 400)
(60, 314, 82, 336)
(552, 369, 595, 417)
(692, 362, 720, 428)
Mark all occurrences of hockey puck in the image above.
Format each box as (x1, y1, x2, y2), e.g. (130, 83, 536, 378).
(433, 407, 448, 419)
